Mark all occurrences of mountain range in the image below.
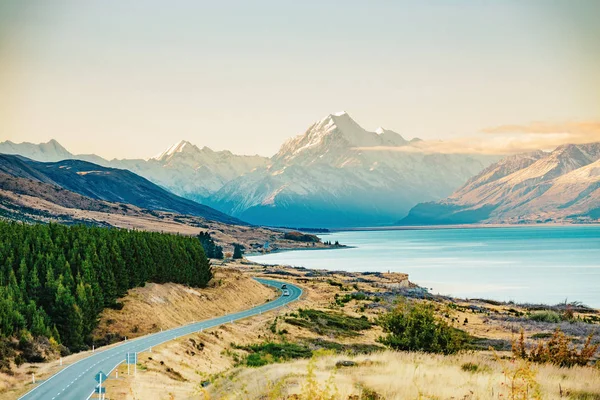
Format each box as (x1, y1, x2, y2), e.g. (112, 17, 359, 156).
(0, 112, 498, 227)
(206, 112, 498, 226)
(400, 142, 600, 225)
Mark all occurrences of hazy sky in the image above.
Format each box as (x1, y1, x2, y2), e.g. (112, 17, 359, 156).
(1, 0, 599, 159)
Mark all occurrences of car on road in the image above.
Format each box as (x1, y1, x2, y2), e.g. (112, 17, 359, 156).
(283, 289, 290, 296)
(282, 284, 287, 289)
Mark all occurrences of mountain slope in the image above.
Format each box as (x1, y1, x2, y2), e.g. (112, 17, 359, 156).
(0, 139, 269, 201)
(0, 154, 243, 224)
(400, 142, 600, 224)
(208, 112, 498, 227)
(129, 140, 269, 201)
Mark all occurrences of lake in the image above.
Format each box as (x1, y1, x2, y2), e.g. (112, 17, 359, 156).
(247, 226, 600, 308)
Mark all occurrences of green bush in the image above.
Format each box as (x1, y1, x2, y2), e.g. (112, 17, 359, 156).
(461, 362, 479, 372)
(237, 342, 312, 367)
(377, 301, 466, 354)
(285, 309, 371, 337)
(528, 310, 561, 323)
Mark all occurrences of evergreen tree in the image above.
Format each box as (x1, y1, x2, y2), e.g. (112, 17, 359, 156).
(197, 232, 224, 259)
(0, 221, 213, 353)
(232, 243, 244, 259)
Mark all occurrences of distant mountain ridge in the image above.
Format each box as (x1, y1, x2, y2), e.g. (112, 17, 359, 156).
(400, 142, 600, 224)
(1, 112, 499, 227)
(0, 154, 243, 224)
(0, 139, 268, 202)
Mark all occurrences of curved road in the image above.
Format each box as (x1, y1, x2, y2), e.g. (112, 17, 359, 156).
(19, 278, 301, 400)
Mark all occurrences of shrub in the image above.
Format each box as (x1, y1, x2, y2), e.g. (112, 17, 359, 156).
(285, 309, 372, 337)
(377, 301, 466, 354)
(238, 342, 312, 367)
(334, 292, 370, 306)
(461, 362, 479, 372)
(513, 329, 599, 367)
(283, 231, 320, 243)
(528, 310, 561, 323)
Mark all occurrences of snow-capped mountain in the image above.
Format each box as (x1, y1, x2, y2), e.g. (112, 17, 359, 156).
(114, 140, 268, 201)
(207, 112, 498, 227)
(400, 142, 600, 224)
(0, 139, 73, 162)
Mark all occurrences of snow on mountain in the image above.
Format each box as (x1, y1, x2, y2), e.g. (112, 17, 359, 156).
(273, 112, 406, 166)
(401, 142, 600, 225)
(117, 141, 269, 201)
(209, 112, 498, 227)
(0, 139, 73, 162)
(1, 112, 501, 228)
(153, 139, 198, 160)
(0, 139, 269, 202)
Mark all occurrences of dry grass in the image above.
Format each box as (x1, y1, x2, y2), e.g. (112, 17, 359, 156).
(94, 268, 275, 341)
(206, 350, 600, 400)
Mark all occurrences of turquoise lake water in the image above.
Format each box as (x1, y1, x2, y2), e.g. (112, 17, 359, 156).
(247, 226, 600, 307)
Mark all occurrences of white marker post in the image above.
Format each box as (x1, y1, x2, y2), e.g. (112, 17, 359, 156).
(32, 373, 35, 384)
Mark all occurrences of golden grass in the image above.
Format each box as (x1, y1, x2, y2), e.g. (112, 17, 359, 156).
(94, 269, 275, 340)
(206, 351, 600, 400)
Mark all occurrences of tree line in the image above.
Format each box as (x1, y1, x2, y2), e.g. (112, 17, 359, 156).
(0, 221, 212, 352)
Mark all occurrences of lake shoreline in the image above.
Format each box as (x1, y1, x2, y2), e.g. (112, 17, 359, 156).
(247, 226, 600, 308)
(330, 222, 600, 232)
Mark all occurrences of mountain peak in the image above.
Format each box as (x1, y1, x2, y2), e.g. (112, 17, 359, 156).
(153, 140, 200, 160)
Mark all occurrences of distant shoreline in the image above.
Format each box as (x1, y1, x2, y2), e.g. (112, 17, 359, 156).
(246, 244, 352, 257)
(328, 222, 600, 232)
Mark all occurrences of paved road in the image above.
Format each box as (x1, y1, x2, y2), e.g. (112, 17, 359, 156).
(19, 278, 301, 400)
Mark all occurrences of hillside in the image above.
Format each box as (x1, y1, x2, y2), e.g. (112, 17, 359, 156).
(93, 268, 276, 343)
(400, 142, 600, 225)
(0, 154, 242, 225)
(0, 169, 336, 254)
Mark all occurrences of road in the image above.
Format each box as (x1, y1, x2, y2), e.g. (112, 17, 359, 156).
(19, 278, 301, 400)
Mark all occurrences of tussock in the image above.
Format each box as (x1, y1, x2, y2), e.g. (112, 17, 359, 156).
(207, 351, 600, 400)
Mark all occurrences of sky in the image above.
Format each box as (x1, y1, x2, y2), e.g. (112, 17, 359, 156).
(1, 0, 599, 159)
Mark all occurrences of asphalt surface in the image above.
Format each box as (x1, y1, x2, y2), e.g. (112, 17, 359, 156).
(19, 278, 301, 400)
